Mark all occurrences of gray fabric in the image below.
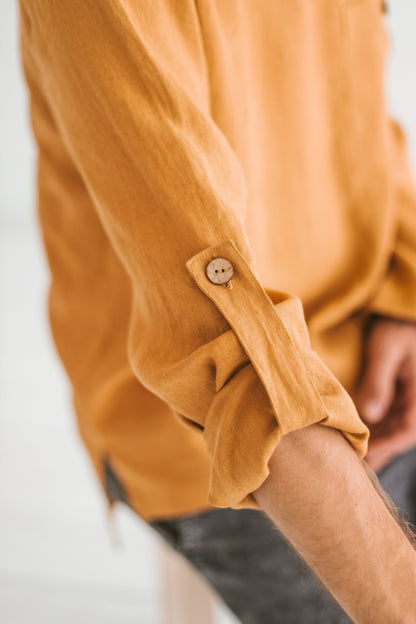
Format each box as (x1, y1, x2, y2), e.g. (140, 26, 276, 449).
(149, 446, 416, 623)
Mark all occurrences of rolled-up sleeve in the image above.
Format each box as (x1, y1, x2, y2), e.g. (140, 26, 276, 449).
(18, 0, 369, 509)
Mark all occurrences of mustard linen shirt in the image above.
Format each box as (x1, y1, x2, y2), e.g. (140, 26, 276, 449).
(17, 0, 416, 520)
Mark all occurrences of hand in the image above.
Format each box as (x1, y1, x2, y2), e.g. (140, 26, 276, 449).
(355, 314, 416, 472)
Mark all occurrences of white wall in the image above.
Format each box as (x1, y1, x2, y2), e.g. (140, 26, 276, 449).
(1, 2, 36, 225)
(386, 1, 416, 169)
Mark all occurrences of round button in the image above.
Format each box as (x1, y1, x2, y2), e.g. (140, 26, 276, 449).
(206, 257, 234, 285)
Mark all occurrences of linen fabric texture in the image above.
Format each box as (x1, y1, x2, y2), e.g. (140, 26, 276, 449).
(16, 0, 416, 520)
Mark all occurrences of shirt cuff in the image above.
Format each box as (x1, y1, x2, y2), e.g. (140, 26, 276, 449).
(185, 238, 370, 508)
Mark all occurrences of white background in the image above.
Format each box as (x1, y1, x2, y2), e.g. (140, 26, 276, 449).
(1, 1, 416, 622)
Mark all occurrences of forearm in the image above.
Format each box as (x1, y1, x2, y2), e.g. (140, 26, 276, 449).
(253, 423, 416, 623)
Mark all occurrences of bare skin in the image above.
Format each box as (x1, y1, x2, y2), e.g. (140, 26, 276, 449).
(356, 314, 416, 472)
(253, 316, 416, 622)
(253, 423, 416, 623)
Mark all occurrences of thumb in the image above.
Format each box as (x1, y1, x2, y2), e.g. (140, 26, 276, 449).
(356, 339, 401, 424)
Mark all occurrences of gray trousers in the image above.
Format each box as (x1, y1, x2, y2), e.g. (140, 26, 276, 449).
(149, 446, 416, 624)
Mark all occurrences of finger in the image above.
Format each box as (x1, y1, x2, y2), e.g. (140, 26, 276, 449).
(365, 444, 403, 473)
(366, 390, 406, 440)
(365, 444, 412, 473)
(356, 334, 403, 424)
(365, 450, 392, 473)
(366, 424, 416, 467)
